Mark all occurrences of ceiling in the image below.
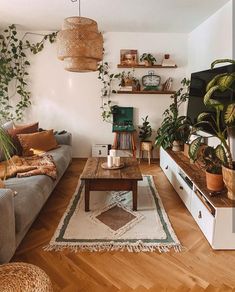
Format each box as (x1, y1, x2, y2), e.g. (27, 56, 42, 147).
(0, 0, 230, 32)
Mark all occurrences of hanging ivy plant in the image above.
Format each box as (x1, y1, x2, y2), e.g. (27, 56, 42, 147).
(97, 61, 121, 123)
(0, 24, 57, 122)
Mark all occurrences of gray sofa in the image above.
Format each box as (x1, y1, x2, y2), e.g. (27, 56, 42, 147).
(0, 133, 72, 263)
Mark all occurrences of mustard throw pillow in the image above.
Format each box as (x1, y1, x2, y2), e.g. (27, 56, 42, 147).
(17, 130, 59, 156)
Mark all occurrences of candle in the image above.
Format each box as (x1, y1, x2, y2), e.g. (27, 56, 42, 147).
(113, 156, 121, 167)
(107, 155, 113, 168)
(109, 149, 117, 157)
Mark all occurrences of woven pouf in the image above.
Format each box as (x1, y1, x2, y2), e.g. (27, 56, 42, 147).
(0, 262, 53, 292)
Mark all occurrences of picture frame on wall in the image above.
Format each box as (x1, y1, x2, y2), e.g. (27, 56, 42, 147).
(120, 49, 138, 66)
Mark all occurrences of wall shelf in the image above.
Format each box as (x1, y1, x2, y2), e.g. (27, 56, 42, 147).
(117, 64, 177, 69)
(117, 90, 175, 95)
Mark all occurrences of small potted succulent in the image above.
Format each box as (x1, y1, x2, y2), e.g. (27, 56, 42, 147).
(155, 78, 191, 151)
(189, 140, 224, 191)
(140, 53, 156, 66)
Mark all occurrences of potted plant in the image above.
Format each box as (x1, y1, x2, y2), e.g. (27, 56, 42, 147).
(140, 53, 156, 66)
(189, 59, 235, 199)
(155, 78, 191, 151)
(189, 140, 224, 191)
(138, 116, 152, 163)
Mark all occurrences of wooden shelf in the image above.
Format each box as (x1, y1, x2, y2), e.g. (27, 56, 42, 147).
(117, 90, 175, 95)
(117, 64, 177, 69)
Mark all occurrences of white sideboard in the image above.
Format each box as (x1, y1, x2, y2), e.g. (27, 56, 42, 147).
(160, 147, 235, 249)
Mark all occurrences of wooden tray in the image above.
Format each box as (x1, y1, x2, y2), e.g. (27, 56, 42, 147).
(101, 162, 125, 170)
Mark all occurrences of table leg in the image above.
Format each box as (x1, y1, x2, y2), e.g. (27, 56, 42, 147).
(85, 181, 90, 212)
(132, 181, 138, 211)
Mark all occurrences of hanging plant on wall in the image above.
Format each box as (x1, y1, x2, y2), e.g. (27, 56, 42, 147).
(0, 24, 57, 122)
(98, 61, 121, 123)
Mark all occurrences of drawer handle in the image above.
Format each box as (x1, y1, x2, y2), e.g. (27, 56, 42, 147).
(179, 186, 183, 190)
(198, 211, 202, 219)
(165, 166, 168, 170)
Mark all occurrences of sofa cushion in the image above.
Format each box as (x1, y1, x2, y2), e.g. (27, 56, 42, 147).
(8, 122, 39, 155)
(17, 129, 58, 156)
(4, 145, 72, 234)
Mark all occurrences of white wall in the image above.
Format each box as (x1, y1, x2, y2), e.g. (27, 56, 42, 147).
(188, 0, 233, 74)
(25, 32, 188, 157)
(188, 0, 234, 158)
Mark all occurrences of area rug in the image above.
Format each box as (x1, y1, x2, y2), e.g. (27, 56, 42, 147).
(45, 175, 182, 253)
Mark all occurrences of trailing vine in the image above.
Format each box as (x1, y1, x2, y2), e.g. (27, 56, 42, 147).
(0, 24, 57, 122)
(97, 62, 121, 123)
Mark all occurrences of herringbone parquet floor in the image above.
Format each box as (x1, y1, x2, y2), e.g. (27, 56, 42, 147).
(12, 159, 235, 292)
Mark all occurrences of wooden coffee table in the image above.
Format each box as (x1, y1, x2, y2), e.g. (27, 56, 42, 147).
(80, 157, 142, 212)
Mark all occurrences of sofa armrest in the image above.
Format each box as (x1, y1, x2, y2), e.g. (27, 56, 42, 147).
(0, 189, 16, 263)
(54, 133, 72, 146)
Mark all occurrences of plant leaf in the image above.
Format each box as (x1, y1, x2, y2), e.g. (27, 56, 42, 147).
(224, 103, 235, 125)
(215, 144, 227, 164)
(211, 59, 235, 69)
(204, 85, 220, 105)
(197, 112, 211, 122)
(206, 73, 227, 92)
(217, 74, 235, 92)
(188, 137, 202, 161)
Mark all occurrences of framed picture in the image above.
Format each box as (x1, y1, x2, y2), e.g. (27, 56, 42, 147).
(120, 49, 138, 66)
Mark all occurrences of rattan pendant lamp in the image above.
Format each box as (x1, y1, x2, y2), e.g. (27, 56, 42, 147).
(57, 0, 103, 72)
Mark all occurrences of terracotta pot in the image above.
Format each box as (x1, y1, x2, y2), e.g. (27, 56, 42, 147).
(222, 164, 235, 200)
(205, 171, 224, 192)
(172, 140, 181, 152)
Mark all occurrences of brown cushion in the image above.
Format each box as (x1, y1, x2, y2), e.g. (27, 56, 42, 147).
(7, 122, 39, 155)
(17, 130, 59, 156)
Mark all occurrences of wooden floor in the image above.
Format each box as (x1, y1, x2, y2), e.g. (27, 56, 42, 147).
(12, 158, 235, 292)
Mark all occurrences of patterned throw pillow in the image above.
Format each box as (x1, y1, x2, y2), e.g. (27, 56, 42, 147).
(17, 129, 59, 156)
(7, 122, 39, 155)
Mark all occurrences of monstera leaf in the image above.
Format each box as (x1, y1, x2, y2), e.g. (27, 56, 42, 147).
(215, 144, 227, 165)
(188, 136, 202, 162)
(224, 103, 235, 125)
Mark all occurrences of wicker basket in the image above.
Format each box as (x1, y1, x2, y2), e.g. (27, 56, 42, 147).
(0, 262, 53, 292)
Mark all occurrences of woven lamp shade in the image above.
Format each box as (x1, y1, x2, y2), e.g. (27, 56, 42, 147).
(57, 17, 103, 72)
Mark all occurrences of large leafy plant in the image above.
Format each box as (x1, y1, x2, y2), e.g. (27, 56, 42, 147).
(155, 78, 191, 149)
(0, 24, 57, 122)
(139, 116, 152, 142)
(189, 59, 235, 169)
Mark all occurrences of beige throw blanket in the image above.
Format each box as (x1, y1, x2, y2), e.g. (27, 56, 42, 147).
(0, 154, 57, 180)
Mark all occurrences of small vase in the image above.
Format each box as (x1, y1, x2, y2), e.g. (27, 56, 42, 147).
(206, 171, 224, 192)
(222, 164, 235, 200)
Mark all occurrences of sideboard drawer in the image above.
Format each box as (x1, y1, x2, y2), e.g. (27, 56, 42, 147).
(191, 192, 215, 244)
(172, 174, 192, 211)
(160, 148, 177, 173)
